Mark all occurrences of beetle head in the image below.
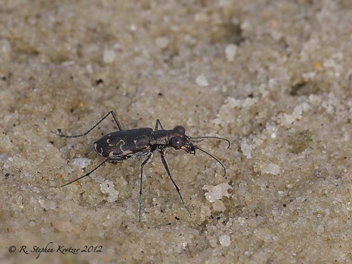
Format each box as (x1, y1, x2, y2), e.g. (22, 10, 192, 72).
(168, 126, 195, 154)
(168, 125, 230, 178)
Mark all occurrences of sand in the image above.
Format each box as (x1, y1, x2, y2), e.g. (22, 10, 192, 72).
(1, 0, 352, 263)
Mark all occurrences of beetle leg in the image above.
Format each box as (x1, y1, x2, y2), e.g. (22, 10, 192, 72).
(139, 153, 153, 222)
(155, 119, 165, 131)
(160, 151, 191, 217)
(53, 110, 123, 138)
(54, 158, 110, 187)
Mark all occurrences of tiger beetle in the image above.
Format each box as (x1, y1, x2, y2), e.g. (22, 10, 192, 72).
(53, 111, 230, 222)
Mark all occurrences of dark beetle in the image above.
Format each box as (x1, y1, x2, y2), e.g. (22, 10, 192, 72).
(94, 126, 196, 158)
(53, 111, 229, 221)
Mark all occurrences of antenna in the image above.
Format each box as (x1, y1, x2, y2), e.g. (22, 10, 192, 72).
(193, 145, 227, 178)
(188, 136, 230, 149)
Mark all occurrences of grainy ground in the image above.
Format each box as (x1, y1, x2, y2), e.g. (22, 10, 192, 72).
(1, 0, 352, 263)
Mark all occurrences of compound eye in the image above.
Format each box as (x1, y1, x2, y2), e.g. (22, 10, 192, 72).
(171, 136, 183, 149)
(174, 126, 185, 134)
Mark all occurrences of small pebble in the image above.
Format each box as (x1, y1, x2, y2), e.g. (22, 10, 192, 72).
(203, 183, 232, 203)
(100, 180, 119, 202)
(213, 200, 226, 212)
(196, 74, 209, 87)
(156, 37, 169, 49)
(103, 49, 116, 63)
(225, 44, 237, 62)
(219, 235, 231, 247)
(72, 158, 91, 169)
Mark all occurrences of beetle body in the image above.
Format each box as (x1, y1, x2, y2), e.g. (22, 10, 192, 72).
(94, 125, 195, 160)
(54, 110, 229, 222)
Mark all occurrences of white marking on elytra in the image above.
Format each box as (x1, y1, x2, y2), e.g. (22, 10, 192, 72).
(94, 143, 97, 151)
(100, 148, 103, 155)
(106, 139, 110, 143)
(106, 139, 126, 157)
(122, 150, 133, 155)
(108, 149, 132, 157)
(119, 139, 125, 153)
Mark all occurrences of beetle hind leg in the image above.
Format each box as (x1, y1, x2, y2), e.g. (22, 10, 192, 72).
(51, 158, 109, 188)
